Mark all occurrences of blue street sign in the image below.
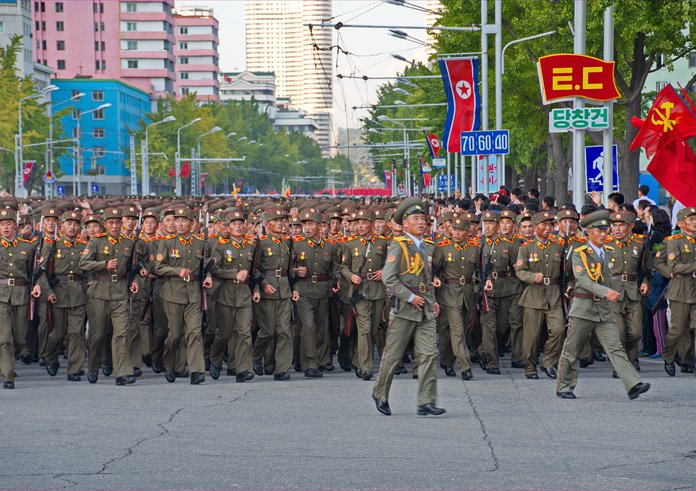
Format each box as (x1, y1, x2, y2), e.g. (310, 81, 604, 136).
(437, 175, 457, 193)
(57, 185, 65, 197)
(91, 184, 99, 195)
(585, 145, 619, 193)
(460, 130, 510, 156)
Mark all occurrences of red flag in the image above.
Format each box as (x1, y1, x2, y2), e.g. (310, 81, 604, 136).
(647, 127, 696, 206)
(423, 130, 442, 158)
(438, 58, 480, 152)
(22, 161, 35, 186)
(630, 84, 696, 158)
(384, 169, 392, 190)
(168, 167, 176, 178)
(419, 156, 431, 188)
(180, 161, 191, 179)
(223, 74, 232, 83)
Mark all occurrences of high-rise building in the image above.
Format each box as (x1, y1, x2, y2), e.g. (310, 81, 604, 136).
(173, 6, 219, 102)
(0, 0, 51, 87)
(424, 0, 443, 57)
(244, 0, 334, 156)
(32, 0, 176, 99)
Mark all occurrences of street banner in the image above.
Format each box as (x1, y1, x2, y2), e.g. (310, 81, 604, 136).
(423, 130, 442, 158)
(419, 156, 431, 188)
(384, 169, 392, 190)
(180, 161, 191, 179)
(439, 57, 480, 152)
(22, 161, 35, 186)
(537, 54, 620, 104)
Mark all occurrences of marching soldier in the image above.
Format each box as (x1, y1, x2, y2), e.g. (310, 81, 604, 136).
(41, 211, 88, 381)
(514, 211, 565, 379)
(654, 207, 696, 377)
(432, 212, 477, 380)
(606, 211, 649, 373)
(136, 208, 160, 368)
(372, 197, 444, 416)
(0, 208, 40, 389)
(79, 207, 139, 385)
(122, 205, 147, 377)
(292, 209, 340, 377)
(203, 211, 226, 368)
(434, 211, 455, 374)
(152, 207, 211, 384)
(556, 210, 650, 400)
(499, 209, 524, 366)
(208, 209, 256, 382)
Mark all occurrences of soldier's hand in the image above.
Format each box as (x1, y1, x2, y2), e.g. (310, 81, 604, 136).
(484, 279, 494, 291)
(139, 267, 148, 277)
(434, 302, 440, 317)
(371, 270, 382, 281)
(106, 258, 118, 269)
(295, 266, 307, 277)
(533, 272, 544, 283)
(605, 289, 620, 302)
(639, 283, 649, 296)
(130, 282, 139, 294)
(203, 276, 213, 288)
(263, 284, 276, 295)
(432, 277, 441, 288)
(331, 284, 340, 294)
(564, 286, 573, 299)
(292, 291, 300, 301)
(179, 268, 191, 279)
(31, 285, 41, 298)
(47, 293, 57, 304)
(252, 292, 261, 303)
(237, 269, 248, 282)
(409, 295, 425, 310)
(351, 274, 362, 285)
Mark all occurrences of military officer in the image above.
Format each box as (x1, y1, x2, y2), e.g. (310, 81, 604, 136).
(654, 207, 696, 377)
(556, 210, 650, 400)
(432, 212, 477, 380)
(79, 207, 139, 385)
(152, 207, 211, 385)
(136, 208, 160, 368)
(0, 208, 40, 389)
(41, 211, 88, 381)
(514, 211, 565, 379)
(499, 209, 524, 366)
(203, 211, 226, 368)
(372, 197, 444, 416)
(208, 209, 256, 382)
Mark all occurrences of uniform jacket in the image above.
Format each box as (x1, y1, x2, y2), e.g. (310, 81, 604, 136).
(568, 243, 614, 322)
(211, 236, 255, 307)
(39, 236, 88, 308)
(514, 237, 564, 309)
(0, 236, 35, 305)
(482, 234, 523, 298)
(153, 233, 212, 305)
(292, 235, 340, 299)
(605, 233, 649, 302)
(79, 233, 133, 301)
(340, 234, 388, 301)
(654, 232, 696, 304)
(432, 237, 479, 308)
(254, 233, 292, 300)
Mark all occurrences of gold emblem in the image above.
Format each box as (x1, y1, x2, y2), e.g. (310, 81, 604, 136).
(387, 255, 396, 263)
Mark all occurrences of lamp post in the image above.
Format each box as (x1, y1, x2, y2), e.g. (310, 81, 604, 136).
(74, 102, 111, 196)
(194, 126, 222, 196)
(176, 117, 202, 196)
(45, 92, 84, 199)
(143, 115, 175, 196)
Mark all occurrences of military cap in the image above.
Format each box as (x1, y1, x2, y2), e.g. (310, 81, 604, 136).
(143, 208, 159, 221)
(42, 207, 60, 219)
(384, 210, 395, 222)
(0, 208, 17, 221)
(160, 208, 175, 220)
(83, 214, 101, 226)
(480, 210, 500, 222)
(517, 211, 533, 225)
(394, 197, 426, 225)
(122, 206, 139, 218)
(466, 211, 480, 223)
(556, 208, 579, 221)
(676, 207, 696, 222)
(289, 215, 301, 226)
(227, 208, 246, 223)
(610, 211, 636, 225)
(499, 209, 518, 222)
(579, 209, 611, 230)
(104, 208, 123, 220)
(174, 207, 196, 221)
(531, 211, 555, 226)
(300, 210, 322, 223)
(354, 209, 376, 222)
(61, 210, 81, 223)
(451, 213, 470, 230)
(439, 210, 454, 222)
(340, 205, 357, 217)
(262, 207, 286, 222)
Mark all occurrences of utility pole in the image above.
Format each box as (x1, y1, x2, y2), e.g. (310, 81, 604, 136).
(130, 136, 137, 196)
(602, 4, 615, 203)
(572, 0, 587, 209)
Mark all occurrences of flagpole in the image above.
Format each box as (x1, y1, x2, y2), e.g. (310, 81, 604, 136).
(602, 4, 614, 203)
(446, 152, 451, 197)
(454, 152, 459, 197)
(572, 0, 587, 209)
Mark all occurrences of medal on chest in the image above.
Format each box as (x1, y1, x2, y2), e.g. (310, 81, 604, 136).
(226, 249, 233, 262)
(300, 251, 306, 261)
(170, 248, 180, 258)
(529, 253, 538, 262)
(447, 252, 453, 262)
(103, 246, 109, 256)
(354, 247, 359, 257)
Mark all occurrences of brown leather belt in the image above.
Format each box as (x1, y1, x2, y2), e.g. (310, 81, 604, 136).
(540, 277, 559, 285)
(360, 272, 381, 281)
(444, 277, 474, 285)
(573, 292, 603, 301)
(611, 274, 637, 282)
(220, 278, 248, 285)
(673, 273, 696, 278)
(169, 274, 201, 282)
(56, 274, 83, 283)
(298, 274, 331, 283)
(407, 283, 429, 294)
(490, 270, 514, 280)
(0, 278, 27, 286)
(263, 269, 287, 278)
(95, 274, 127, 283)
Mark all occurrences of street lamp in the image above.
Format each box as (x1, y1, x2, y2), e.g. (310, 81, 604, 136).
(194, 126, 222, 196)
(45, 92, 84, 199)
(142, 115, 176, 195)
(176, 117, 202, 196)
(74, 102, 111, 196)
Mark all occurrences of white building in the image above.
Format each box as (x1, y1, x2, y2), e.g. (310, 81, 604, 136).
(244, 0, 334, 156)
(219, 70, 276, 116)
(273, 109, 319, 143)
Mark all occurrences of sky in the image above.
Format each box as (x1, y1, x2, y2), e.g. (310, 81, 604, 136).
(177, 1, 433, 128)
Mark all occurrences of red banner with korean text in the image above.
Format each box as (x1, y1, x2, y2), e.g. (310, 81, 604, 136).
(537, 54, 620, 104)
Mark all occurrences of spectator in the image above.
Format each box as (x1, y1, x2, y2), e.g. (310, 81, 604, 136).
(632, 185, 656, 209)
(670, 198, 685, 230)
(607, 192, 625, 212)
(542, 196, 555, 211)
(643, 207, 672, 358)
(523, 199, 539, 213)
(510, 187, 522, 205)
(528, 188, 540, 200)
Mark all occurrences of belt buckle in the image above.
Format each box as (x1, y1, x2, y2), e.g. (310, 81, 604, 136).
(110, 274, 118, 283)
(491, 271, 499, 280)
(67, 274, 74, 283)
(543, 277, 550, 285)
(459, 277, 466, 285)
(275, 269, 282, 278)
(311, 274, 318, 283)
(183, 274, 190, 283)
(366, 272, 374, 281)
(7, 278, 15, 287)
(593, 294, 601, 301)
(621, 273, 628, 282)
(418, 283, 427, 293)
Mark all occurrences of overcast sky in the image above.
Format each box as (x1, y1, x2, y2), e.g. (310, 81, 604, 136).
(178, 1, 432, 128)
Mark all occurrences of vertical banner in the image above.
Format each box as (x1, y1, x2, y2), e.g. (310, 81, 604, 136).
(22, 161, 36, 187)
(439, 57, 480, 152)
(477, 155, 498, 194)
(384, 169, 392, 190)
(419, 156, 431, 188)
(424, 130, 442, 158)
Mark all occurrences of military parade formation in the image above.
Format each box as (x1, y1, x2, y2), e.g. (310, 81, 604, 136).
(2, 190, 695, 415)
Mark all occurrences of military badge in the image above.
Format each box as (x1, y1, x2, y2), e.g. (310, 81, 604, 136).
(668, 253, 676, 260)
(156, 254, 163, 261)
(387, 255, 396, 263)
(103, 246, 109, 255)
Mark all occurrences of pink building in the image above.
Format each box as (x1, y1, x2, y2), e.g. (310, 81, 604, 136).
(173, 7, 219, 102)
(32, 0, 176, 99)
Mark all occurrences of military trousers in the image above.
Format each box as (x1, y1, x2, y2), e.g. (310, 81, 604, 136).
(87, 297, 130, 378)
(522, 305, 564, 375)
(436, 308, 455, 369)
(508, 293, 524, 364)
(613, 296, 643, 364)
(0, 301, 27, 382)
(373, 314, 438, 407)
(127, 295, 144, 369)
(45, 304, 86, 374)
(443, 303, 472, 372)
(162, 300, 205, 374)
(557, 316, 642, 394)
(337, 301, 356, 367)
(663, 300, 696, 365)
(297, 295, 329, 371)
(354, 298, 385, 374)
(253, 298, 292, 374)
(210, 302, 253, 373)
(479, 294, 509, 369)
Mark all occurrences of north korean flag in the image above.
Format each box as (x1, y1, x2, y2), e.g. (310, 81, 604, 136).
(439, 58, 480, 152)
(424, 130, 442, 158)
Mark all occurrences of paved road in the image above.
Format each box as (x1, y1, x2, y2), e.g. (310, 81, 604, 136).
(1, 356, 695, 490)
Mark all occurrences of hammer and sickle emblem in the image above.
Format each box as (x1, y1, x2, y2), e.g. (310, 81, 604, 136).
(650, 102, 676, 132)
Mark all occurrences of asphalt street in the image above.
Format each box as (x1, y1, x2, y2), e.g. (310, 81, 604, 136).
(1, 355, 695, 490)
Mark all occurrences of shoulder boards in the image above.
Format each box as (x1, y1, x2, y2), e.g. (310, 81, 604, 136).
(27, 236, 38, 243)
(548, 237, 562, 246)
(76, 239, 88, 245)
(521, 240, 533, 247)
(293, 236, 305, 242)
(665, 233, 682, 241)
(217, 238, 230, 244)
(467, 238, 481, 245)
(499, 236, 513, 243)
(423, 238, 434, 244)
(574, 245, 588, 253)
(164, 234, 176, 240)
(259, 235, 268, 240)
(572, 236, 587, 243)
(93, 233, 106, 238)
(604, 236, 614, 243)
(437, 238, 451, 247)
(17, 237, 32, 243)
(632, 233, 644, 239)
(395, 236, 408, 242)
(336, 236, 350, 243)
(326, 237, 337, 245)
(604, 245, 615, 251)
(43, 237, 53, 243)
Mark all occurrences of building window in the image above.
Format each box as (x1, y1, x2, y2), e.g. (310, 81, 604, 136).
(93, 128, 105, 139)
(57, 60, 65, 70)
(126, 2, 136, 12)
(93, 109, 105, 120)
(40, 1, 44, 12)
(93, 2, 103, 14)
(41, 40, 46, 50)
(179, 27, 188, 35)
(689, 52, 696, 68)
(656, 81, 668, 92)
(92, 90, 104, 101)
(94, 41, 105, 51)
(0, 22, 4, 34)
(180, 72, 189, 80)
(56, 21, 64, 31)
(127, 22, 137, 31)
(181, 88, 190, 95)
(71, 109, 80, 120)
(179, 57, 188, 65)
(126, 40, 138, 50)
(127, 60, 138, 69)
(95, 60, 100, 70)
(56, 40, 65, 51)
(55, 2, 63, 12)
(93, 146, 105, 158)
(179, 42, 188, 50)
(71, 90, 80, 98)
